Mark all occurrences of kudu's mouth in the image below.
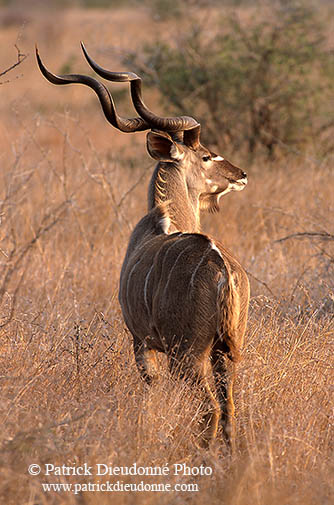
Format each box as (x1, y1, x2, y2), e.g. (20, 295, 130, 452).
(228, 176, 248, 192)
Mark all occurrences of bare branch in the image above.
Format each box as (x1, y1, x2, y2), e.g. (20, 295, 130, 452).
(246, 269, 277, 298)
(117, 165, 149, 209)
(0, 43, 28, 84)
(0, 199, 70, 305)
(275, 231, 334, 244)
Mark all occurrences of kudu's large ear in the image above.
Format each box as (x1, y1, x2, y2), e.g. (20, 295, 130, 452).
(146, 131, 184, 162)
(183, 125, 201, 150)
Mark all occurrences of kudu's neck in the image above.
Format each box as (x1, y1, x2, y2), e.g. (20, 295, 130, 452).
(148, 162, 200, 233)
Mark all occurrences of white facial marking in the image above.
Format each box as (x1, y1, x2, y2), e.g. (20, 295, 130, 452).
(217, 186, 233, 201)
(211, 185, 218, 192)
(217, 177, 247, 201)
(205, 178, 213, 184)
(229, 177, 248, 192)
(212, 155, 225, 161)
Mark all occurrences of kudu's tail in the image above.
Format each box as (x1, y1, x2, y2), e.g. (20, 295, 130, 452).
(217, 268, 243, 363)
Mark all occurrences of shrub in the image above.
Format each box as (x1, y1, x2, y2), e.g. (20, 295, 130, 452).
(125, 1, 334, 159)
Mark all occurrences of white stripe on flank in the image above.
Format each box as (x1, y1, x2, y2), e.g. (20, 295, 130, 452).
(189, 244, 211, 289)
(126, 256, 145, 311)
(144, 263, 154, 315)
(216, 272, 226, 335)
(160, 234, 189, 270)
(163, 244, 194, 297)
(217, 272, 226, 293)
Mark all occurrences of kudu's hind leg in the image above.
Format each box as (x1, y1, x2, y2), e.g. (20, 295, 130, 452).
(133, 337, 158, 385)
(211, 345, 237, 450)
(168, 348, 220, 448)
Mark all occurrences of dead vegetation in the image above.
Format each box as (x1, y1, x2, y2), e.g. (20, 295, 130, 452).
(0, 3, 333, 504)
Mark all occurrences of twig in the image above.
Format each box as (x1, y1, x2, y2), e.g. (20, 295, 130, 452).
(0, 43, 27, 83)
(0, 200, 70, 304)
(275, 231, 334, 244)
(0, 264, 27, 329)
(117, 165, 150, 209)
(246, 269, 277, 298)
(289, 261, 314, 303)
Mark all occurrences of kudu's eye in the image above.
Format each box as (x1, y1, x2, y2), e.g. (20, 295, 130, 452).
(202, 155, 211, 162)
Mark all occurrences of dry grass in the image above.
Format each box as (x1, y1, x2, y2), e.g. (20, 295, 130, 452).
(0, 4, 333, 505)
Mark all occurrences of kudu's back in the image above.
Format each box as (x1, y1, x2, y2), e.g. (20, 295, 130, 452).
(119, 204, 248, 364)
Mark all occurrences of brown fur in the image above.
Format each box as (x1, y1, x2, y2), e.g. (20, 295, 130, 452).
(119, 132, 250, 448)
(35, 40, 249, 448)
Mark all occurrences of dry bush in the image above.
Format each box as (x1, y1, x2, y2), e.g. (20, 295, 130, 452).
(0, 4, 333, 505)
(126, 1, 334, 159)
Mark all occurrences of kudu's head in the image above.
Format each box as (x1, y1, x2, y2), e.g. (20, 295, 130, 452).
(36, 43, 247, 213)
(146, 129, 247, 212)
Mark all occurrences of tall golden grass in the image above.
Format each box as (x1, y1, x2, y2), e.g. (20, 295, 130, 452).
(0, 5, 333, 505)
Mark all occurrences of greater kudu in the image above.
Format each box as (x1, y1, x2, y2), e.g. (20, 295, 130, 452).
(36, 43, 250, 448)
